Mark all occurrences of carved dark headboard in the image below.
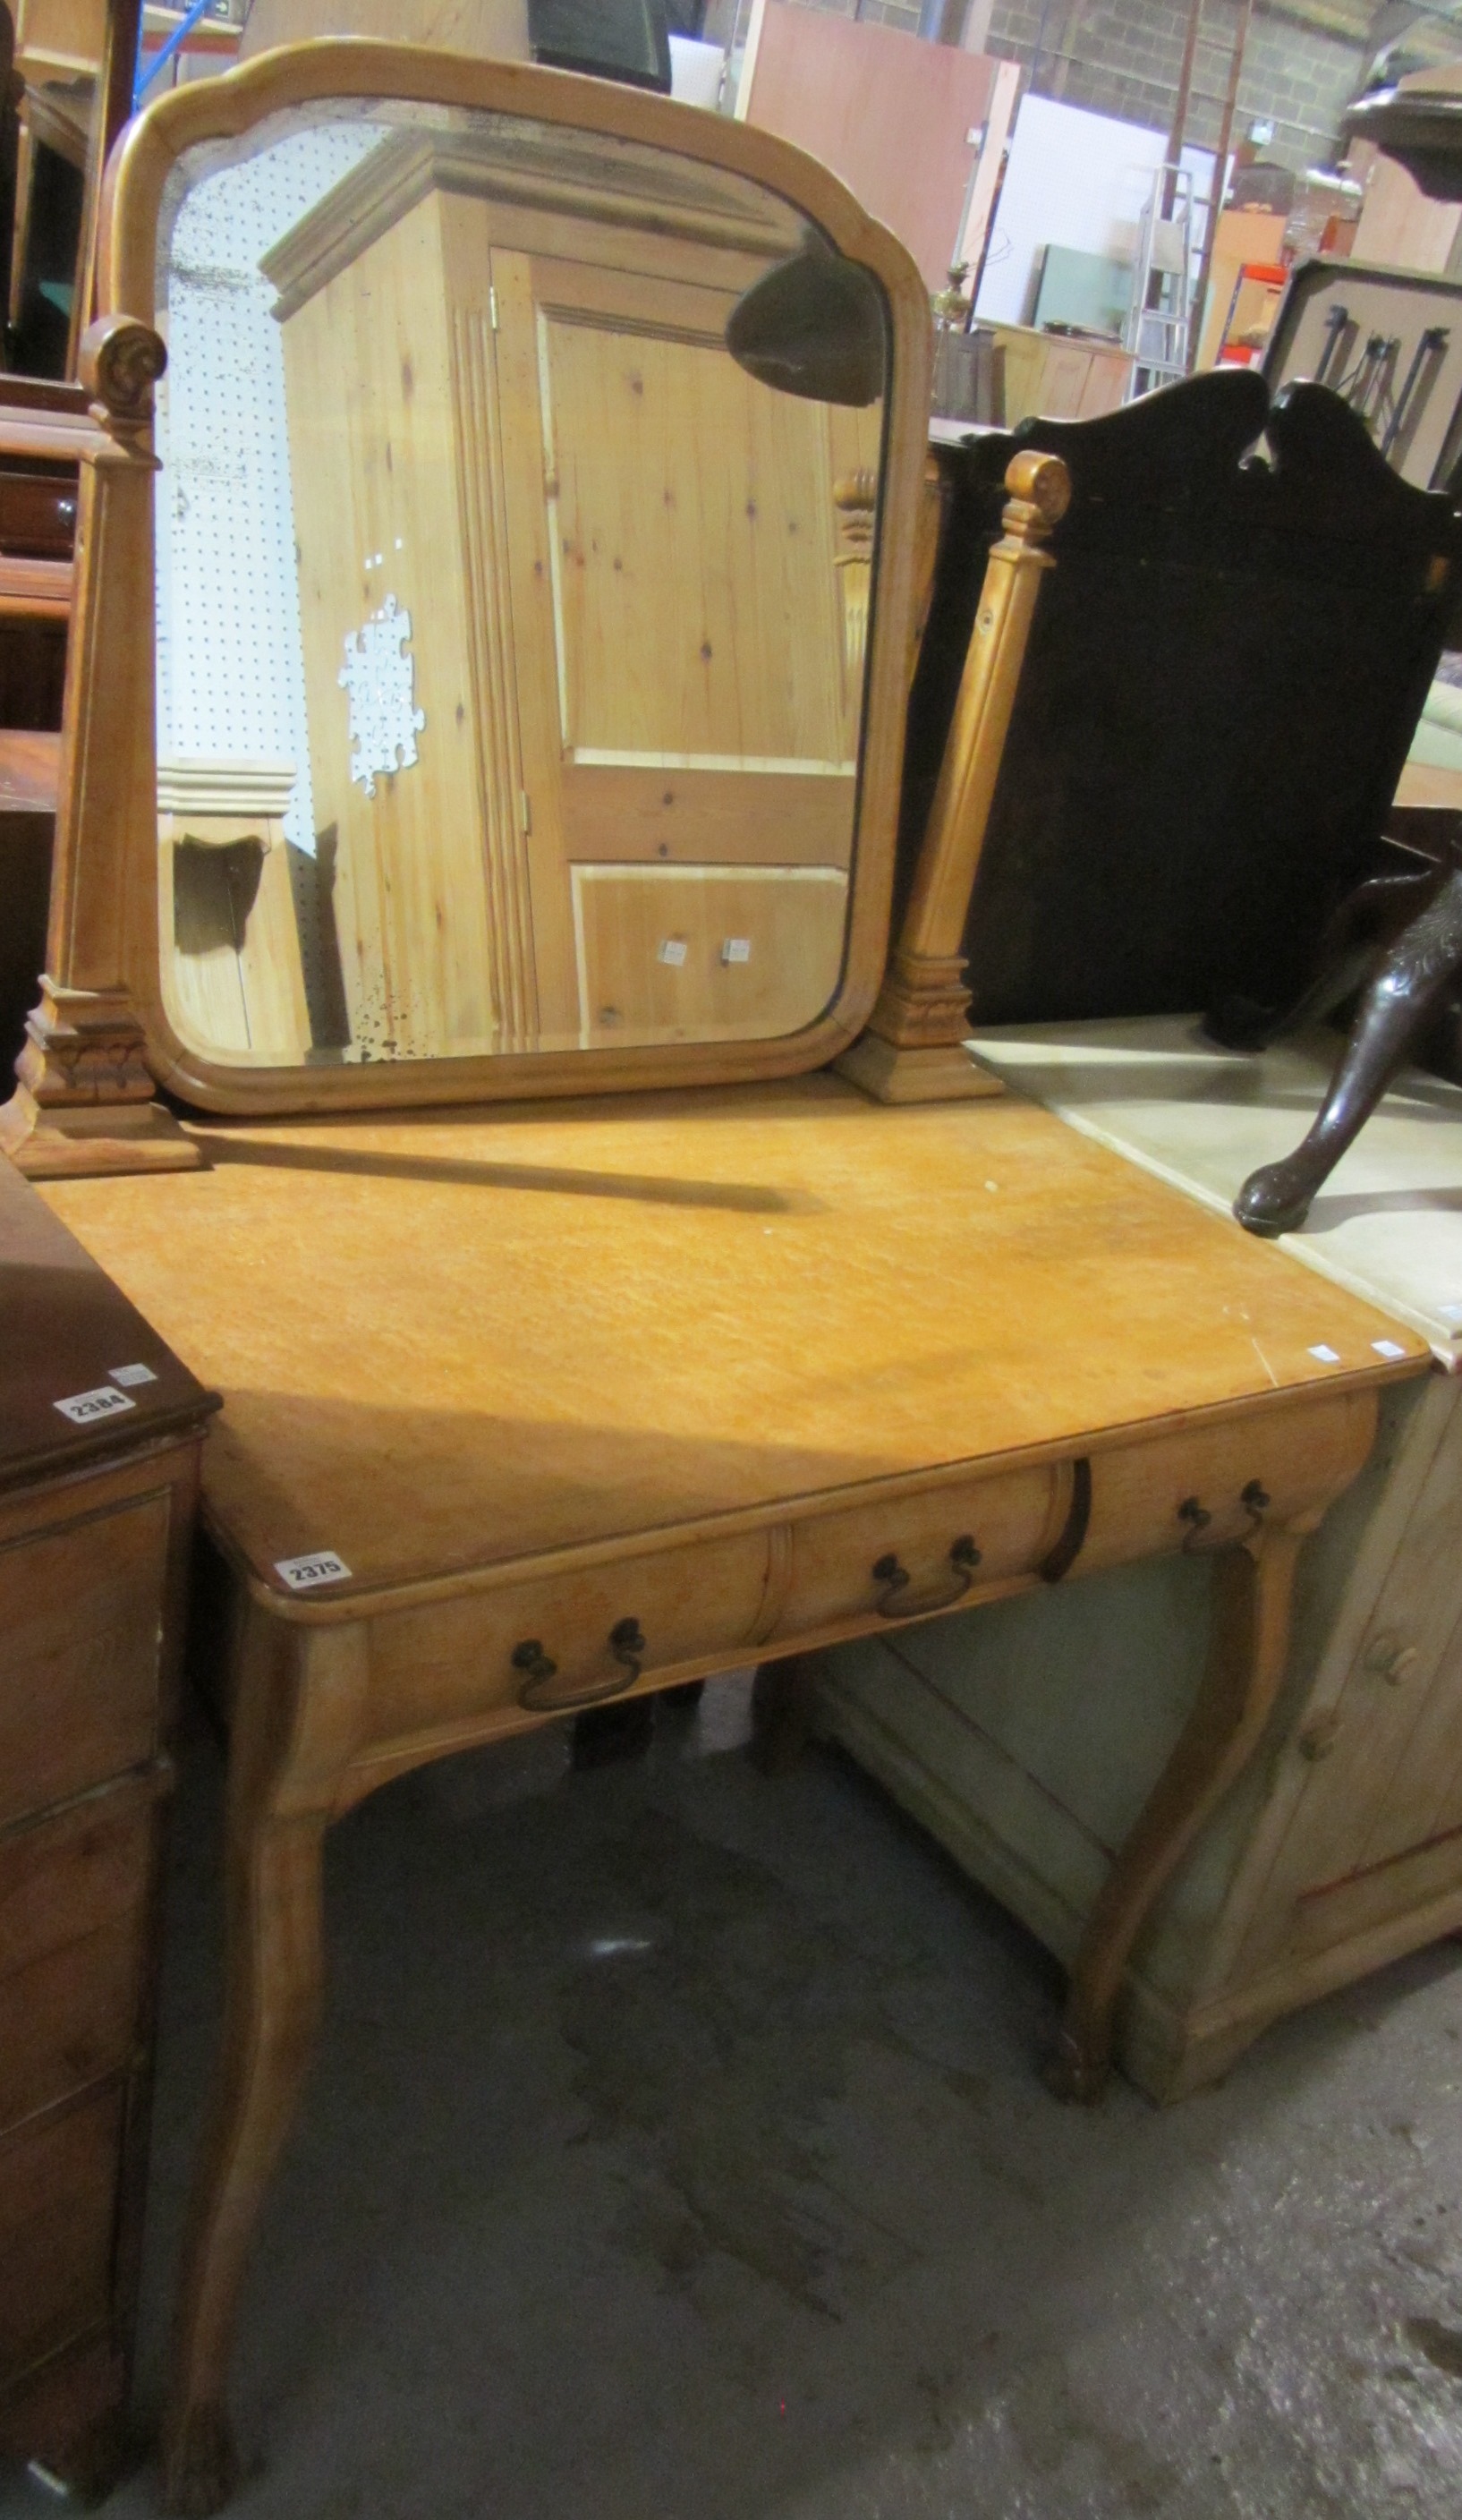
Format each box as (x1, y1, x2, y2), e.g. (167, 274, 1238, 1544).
(909, 370, 1462, 1028)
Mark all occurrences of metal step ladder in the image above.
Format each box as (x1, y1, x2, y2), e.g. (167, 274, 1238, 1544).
(1124, 162, 1196, 396)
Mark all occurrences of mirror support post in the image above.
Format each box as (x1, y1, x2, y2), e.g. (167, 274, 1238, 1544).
(0, 317, 206, 1179)
(837, 448, 1070, 1105)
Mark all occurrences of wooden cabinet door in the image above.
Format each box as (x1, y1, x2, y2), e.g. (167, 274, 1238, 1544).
(490, 246, 875, 1042)
(281, 194, 506, 1062)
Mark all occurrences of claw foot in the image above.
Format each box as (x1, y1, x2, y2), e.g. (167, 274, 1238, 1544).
(161, 2404, 241, 2519)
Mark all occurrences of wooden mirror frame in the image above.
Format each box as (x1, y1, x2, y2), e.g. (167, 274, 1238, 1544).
(0, 38, 931, 1176)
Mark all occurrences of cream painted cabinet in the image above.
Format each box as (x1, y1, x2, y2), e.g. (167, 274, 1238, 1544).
(819, 1024, 1462, 2100)
(263, 131, 877, 1061)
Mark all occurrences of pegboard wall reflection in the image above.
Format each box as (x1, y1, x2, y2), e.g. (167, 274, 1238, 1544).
(156, 123, 386, 859)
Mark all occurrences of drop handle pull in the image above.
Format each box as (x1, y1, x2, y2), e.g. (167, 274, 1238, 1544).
(871, 1535, 981, 1621)
(1178, 1482, 1271, 1554)
(513, 1617, 647, 1714)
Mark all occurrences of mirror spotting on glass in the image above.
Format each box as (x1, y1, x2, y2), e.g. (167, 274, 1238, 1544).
(152, 99, 888, 1070)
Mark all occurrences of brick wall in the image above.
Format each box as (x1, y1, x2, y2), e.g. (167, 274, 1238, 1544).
(988, 0, 1369, 171)
(761, 0, 1372, 172)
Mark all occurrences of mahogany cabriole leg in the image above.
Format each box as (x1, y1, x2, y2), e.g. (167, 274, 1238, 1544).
(163, 1613, 366, 2518)
(1236, 865, 1462, 1237)
(1048, 1520, 1310, 2104)
(1208, 864, 1438, 1052)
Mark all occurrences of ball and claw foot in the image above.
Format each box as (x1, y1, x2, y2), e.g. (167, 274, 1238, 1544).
(160, 2404, 241, 2519)
(1233, 1152, 1322, 1239)
(1042, 2027, 1109, 2106)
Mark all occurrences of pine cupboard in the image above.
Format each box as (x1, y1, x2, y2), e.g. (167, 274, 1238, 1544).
(259, 128, 880, 1060)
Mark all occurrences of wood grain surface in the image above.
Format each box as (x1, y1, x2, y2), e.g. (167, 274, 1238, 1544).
(0, 729, 60, 809)
(41, 1077, 1429, 1603)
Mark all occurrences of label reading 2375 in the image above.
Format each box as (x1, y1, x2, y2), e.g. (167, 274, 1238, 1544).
(275, 1552, 352, 1592)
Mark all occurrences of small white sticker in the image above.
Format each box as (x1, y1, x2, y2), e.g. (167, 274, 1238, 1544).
(54, 1384, 135, 1425)
(1308, 1344, 1341, 1365)
(721, 937, 752, 965)
(274, 1551, 352, 1592)
(108, 1362, 158, 1388)
(1373, 1339, 1407, 1359)
(1441, 1303, 1462, 1323)
(658, 938, 688, 967)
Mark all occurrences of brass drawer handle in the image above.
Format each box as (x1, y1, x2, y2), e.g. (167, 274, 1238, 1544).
(1178, 1481, 1271, 1554)
(513, 1616, 647, 1714)
(871, 1534, 981, 1621)
(1177, 1496, 1213, 1552)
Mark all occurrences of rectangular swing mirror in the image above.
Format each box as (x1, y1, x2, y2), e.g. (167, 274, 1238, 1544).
(98, 46, 929, 1111)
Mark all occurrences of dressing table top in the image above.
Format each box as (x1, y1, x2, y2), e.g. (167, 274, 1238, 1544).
(38, 1077, 1430, 1607)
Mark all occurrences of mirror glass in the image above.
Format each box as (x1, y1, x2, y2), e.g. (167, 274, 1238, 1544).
(153, 98, 888, 1069)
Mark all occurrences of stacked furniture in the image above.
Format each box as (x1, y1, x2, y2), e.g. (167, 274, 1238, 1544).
(0, 387, 89, 1077)
(0, 42, 1442, 2515)
(0, 1149, 216, 2496)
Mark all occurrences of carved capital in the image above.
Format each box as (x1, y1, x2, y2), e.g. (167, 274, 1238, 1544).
(1, 981, 202, 1178)
(866, 948, 973, 1049)
(833, 468, 878, 690)
(833, 467, 878, 559)
(15, 979, 156, 1109)
(81, 314, 167, 440)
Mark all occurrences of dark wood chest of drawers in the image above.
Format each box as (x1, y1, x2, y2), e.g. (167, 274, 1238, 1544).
(0, 1153, 216, 2494)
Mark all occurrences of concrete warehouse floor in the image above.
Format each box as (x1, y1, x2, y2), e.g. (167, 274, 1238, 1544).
(8, 1675, 1462, 2520)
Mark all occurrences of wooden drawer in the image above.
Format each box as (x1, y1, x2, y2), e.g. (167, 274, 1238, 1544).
(1081, 1391, 1375, 1574)
(0, 1493, 172, 1829)
(366, 1528, 775, 1735)
(0, 1780, 157, 2132)
(0, 466, 76, 559)
(573, 863, 850, 1047)
(0, 2086, 122, 2381)
(776, 1462, 1065, 1642)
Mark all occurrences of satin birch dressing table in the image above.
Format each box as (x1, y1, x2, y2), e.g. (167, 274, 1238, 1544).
(0, 40, 1432, 2516)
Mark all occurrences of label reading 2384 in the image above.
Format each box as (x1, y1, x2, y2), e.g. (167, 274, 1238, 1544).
(54, 1384, 137, 1426)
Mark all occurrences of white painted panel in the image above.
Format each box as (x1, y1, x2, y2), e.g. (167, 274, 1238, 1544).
(974, 93, 1214, 335)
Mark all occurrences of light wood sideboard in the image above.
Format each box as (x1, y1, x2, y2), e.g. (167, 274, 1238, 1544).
(37, 1073, 1430, 2509)
(818, 1020, 1462, 2101)
(0, 1153, 216, 2497)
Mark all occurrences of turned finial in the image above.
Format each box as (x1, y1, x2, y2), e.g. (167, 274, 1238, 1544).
(1003, 449, 1072, 529)
(81, 314, 168, 431)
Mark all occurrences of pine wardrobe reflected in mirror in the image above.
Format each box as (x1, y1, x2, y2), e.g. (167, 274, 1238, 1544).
(133, 55, 926, 1103)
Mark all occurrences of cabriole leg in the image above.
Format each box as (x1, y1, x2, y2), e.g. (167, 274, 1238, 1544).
(162, 1616, 360, 2516)
(1049, 1526, 1304, 2103)
(1236, 867, 1462, 1236)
